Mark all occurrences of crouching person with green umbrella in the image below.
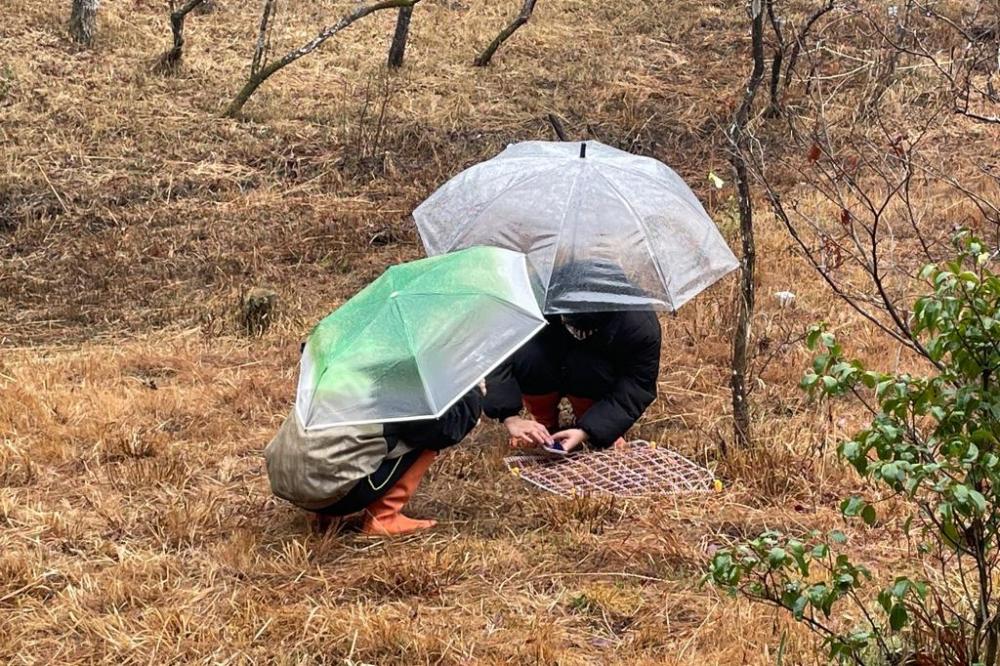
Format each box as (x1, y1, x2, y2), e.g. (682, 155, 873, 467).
(264, 247, 546, 536)
(267, 382, 485, 536)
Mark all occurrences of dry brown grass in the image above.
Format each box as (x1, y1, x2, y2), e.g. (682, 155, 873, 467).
(1, 0, 996, 662)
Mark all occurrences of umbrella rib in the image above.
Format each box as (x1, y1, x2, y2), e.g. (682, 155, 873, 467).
(591, 168, 676, 312)
(396, 291, 545, 327)
(300, 297, 396, 426)
(540, 163, 587, 305)
(437, 163, 567, 252)
(391, 298, 437, 414)
(306, 304, 386, 371)
(597, 160, 711, 222)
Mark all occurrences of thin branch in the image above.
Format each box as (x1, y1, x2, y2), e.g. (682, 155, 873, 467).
(226, 0, 420, 117)
(547, 113, 568, 140)
(783, 0, 836, 93)
(251, 0, 278, 77)
(474, 0, 539, 67)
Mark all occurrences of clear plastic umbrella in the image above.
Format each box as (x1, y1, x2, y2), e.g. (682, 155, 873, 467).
(296, 246, 546, 430)
(414, 140, 739, 313)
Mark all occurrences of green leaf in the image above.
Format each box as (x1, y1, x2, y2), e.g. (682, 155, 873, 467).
(768, 547, 789, 568)
(813, 354, 830, 374)
(789, 592, 808, 619)
(889, 603, 908, 631)
(841, 441, 860, 461)
(969, 490, 987, 514)
(806, 326, 823, 350)
(835, 572, 855, 589)
(861, 504, 877, 526)
(830, 530, 848, 545)
(964, 442, 980, 463)
(841, 496, 865, 517)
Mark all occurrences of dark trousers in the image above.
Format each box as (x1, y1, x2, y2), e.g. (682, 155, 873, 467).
(316, 448, 424, 516)
(513, 333, 617, 399)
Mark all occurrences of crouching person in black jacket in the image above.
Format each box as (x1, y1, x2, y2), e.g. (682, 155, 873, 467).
(265, 385, 483, 536)
(484, 311, 661, 452)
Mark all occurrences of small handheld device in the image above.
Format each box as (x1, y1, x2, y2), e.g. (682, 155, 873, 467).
(542, 440, 571, 456)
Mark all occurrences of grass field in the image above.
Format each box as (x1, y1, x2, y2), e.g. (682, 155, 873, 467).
(2, 0, 996, 663)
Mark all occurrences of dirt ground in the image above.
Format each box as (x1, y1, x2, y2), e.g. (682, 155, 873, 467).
(1, 0, 996, 663)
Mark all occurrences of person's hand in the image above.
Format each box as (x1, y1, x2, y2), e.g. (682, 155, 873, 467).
(551, 428, 588, 452)
(503, 416, 551, 446)
(478, 379, 487, 396)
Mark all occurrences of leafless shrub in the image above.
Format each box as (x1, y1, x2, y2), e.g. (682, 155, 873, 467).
(341, 67, 401, 179)
(754, 1, 1000, 360)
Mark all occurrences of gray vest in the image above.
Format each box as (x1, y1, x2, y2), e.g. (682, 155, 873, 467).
(264, 410, 415, 510)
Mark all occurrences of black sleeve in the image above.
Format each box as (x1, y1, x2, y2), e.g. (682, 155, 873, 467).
(577, 314, 661, 447)
(394, 387, 483, 451)
(482, 360, 522, 422)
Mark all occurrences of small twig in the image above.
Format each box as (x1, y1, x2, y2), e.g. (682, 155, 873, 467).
(474, 0, 539, 66)
(547, 113, 568, 140)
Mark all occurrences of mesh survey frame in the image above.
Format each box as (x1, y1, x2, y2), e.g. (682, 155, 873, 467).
(504, 441, 715, 498)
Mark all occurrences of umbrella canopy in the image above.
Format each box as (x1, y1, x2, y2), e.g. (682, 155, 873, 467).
(413, 140, 739, 313)
(296, 246, 546, 430)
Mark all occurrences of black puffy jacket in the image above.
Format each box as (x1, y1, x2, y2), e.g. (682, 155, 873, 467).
(484, 311, 661, 447)
(384, 388, 482, 452)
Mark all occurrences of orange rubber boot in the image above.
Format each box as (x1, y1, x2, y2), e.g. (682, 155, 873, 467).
(361, 450, 438, 536)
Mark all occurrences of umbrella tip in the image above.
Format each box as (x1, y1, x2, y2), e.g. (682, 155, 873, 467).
(579, 142, 587, 158)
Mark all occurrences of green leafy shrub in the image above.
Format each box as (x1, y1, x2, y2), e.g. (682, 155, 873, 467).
(707, 236, 1000, 665)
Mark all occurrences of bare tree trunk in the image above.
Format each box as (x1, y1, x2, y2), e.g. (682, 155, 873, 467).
(226, 0, 419, 118)
(729, 0, 767, 449)
(387, 5, 413, 68)
(69, 0, 100, 46)
(474, 0, 538, 67)
(157, 0, 208, 72)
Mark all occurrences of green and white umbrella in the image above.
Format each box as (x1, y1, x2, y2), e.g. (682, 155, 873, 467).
(296, 246, 546, 430)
